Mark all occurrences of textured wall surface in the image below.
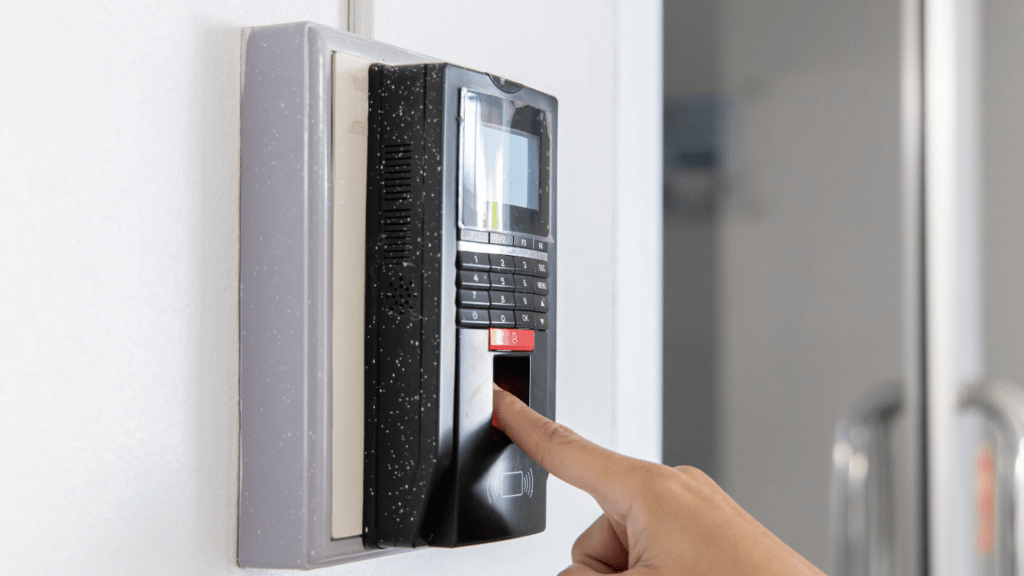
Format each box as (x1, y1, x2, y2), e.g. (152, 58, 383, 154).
(0, 0, 640, 574)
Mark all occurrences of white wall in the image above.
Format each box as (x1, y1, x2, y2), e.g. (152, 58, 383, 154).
(0, 1, 659, 575)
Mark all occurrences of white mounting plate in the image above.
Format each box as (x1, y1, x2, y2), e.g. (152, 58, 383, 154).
(238, 22, 435, 569)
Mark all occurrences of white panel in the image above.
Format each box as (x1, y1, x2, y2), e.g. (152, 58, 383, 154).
(612, 0, 664, 463)
(331, 53, 371, 540)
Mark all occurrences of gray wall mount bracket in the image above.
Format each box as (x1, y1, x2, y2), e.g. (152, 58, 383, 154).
(238, 21, 435, 569)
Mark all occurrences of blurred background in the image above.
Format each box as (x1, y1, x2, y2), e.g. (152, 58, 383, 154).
(662, 1, 901, 570)
(660, 0, 1024, 575)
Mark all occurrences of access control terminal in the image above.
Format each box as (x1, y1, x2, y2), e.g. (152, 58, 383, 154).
(363, 63, 558, 549)
(237, 22, 558, 567)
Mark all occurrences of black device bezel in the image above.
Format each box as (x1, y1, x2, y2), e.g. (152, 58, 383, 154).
(364, 62, 557, 551)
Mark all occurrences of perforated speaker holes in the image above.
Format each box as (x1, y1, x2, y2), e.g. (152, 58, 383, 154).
(385, 277, 416, 316)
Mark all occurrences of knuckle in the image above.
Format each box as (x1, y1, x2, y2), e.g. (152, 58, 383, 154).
(670, 464, 721, 492)
(638, 464, 701, 498)
(673, 464, 702, 477)
(570, 535, 587, 561)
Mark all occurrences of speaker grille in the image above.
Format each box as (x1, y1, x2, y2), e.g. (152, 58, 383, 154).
(383, 276, 417, 317)
(381, 143, 413, 265)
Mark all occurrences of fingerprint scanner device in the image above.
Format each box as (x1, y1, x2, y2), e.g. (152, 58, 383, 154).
(238, 23, 556, 569)
(363, 63, 557, 549)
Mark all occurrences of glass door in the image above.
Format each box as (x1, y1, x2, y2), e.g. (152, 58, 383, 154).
(663, 1, 916, 574)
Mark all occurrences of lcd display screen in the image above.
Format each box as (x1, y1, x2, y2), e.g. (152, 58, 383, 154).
(460, 90, 551, 238)
(477, 125, 540, 211)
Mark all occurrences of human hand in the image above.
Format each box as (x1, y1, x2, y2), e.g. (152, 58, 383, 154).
(492, 383, 827, 576)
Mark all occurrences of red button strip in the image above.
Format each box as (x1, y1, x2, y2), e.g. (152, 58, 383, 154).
(489, 328, 534, 352)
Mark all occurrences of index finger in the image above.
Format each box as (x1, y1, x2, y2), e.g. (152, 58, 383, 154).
(492, 383, 644, 505)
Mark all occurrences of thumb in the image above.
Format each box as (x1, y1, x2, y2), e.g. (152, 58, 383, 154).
(558, 563, 615, 576)
(559, 564, 662, 576)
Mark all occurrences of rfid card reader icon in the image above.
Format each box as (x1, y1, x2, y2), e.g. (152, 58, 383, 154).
(487, 468, 534, 502)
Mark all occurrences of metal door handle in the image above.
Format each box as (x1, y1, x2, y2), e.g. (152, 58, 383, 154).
(831, 381, 902, 576)
(959, 379, 1024, 576)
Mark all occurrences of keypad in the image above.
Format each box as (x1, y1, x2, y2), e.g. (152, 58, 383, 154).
(513, 256, 536, 275)
(458, 289, 490, 308)
(514, 293, 533, 310)
(490, 232, 514, 246)
(534, 295, 549, 313)
(460, 229, 489, 243)
(455, 245, 550, 330)
(490, 273, 515, 291)
(490, 291, 516, 309)
(457, 270, 490, 290)
(534, 260, 549, 278)
(457, 251, 491, 271)
(515, 311, 536, 329)
(513, 275, 533, 293)
(489, 254, 515, 272)
(458, 308, 490, 327)
(489, 310, 516, 328)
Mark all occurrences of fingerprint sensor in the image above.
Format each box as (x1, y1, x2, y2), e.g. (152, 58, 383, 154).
(493, 355, 530, 406)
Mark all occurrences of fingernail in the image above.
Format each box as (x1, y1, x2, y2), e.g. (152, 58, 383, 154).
(492, 384, 502, 428)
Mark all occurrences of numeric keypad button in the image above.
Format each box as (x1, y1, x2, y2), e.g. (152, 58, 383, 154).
(489, 310, 516, 328)
(457, 251, 491, 271)
(490, 291, 515, 309)
(457, 308, 490, 328)
(513, 274, 534, 293)
(515, 311, 536, 329)
(457, 270, 490, 290)
(457, 289, 489, 308)
(513, 256, 536, 275)
(534, 295, 549, 313)
(514, 293, 533, 310)
(532, 278, 549, 295)
(534, 260, 550, 278)
(490, 273, 514, 291)
(488, 254, 515, 272)
(534, 313, 549, 330)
